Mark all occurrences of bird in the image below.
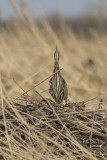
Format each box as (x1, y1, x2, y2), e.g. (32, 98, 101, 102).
(49, 47, 68, 104)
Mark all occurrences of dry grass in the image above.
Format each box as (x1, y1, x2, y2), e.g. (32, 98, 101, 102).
(0, 0, 107, 159)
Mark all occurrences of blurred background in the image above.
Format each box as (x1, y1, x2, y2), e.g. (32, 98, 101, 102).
(1, 0, 107, 19)
(1, 0, 107, 35)
(0, 0, 107, 110)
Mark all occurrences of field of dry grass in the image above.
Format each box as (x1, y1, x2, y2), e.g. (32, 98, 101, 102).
(0, 1, 107, 160)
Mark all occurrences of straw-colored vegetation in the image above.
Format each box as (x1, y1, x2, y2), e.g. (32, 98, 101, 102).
(0, 0, 107, 160)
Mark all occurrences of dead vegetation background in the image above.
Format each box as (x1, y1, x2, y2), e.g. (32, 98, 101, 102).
(0, 0, 107, 160)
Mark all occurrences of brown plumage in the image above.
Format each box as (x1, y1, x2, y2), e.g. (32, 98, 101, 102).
(49, 47, 68, 104)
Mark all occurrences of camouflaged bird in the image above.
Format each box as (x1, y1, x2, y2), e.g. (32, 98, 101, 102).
(49, 47, 68, 104)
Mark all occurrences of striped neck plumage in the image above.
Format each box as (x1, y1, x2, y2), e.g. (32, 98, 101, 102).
(53, 47, 60, 74)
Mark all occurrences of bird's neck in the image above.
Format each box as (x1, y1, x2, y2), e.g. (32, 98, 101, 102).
(53, 61, 60, 74)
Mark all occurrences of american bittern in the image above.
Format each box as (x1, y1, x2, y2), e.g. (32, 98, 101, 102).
(49, 47, 68, 104)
